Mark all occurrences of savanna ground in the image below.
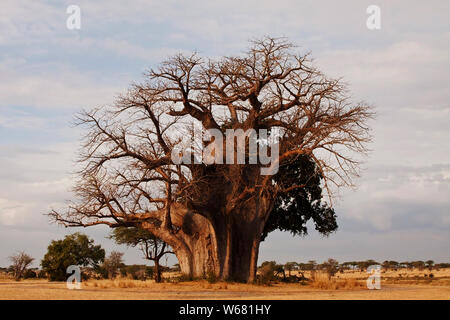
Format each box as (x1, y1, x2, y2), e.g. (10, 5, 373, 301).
(1, 269, 449, 300)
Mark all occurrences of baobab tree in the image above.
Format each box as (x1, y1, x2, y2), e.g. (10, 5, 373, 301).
(49, 37, 373, 282)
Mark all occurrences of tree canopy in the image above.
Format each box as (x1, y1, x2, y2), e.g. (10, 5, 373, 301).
(9, 251, 34, 281)
(110, 227, 173, 282)
(41, 233, 105, 281)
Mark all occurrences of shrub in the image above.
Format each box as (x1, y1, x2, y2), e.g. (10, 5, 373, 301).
(206, 270, 218, 283)
(23, 269, 37, 279)
(41, 233, 105, 281)
(257, 261, 278, 285)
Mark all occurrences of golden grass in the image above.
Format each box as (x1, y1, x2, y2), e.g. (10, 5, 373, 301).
(0, 278, 449, 300)
(309, 273, 365, 290)
(85, 277, 154, 289)
(84, 277, 234, 290)
(0, 268, 449, 300)
(291, 267, 450, 282)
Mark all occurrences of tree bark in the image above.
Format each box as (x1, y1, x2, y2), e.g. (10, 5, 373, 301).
(161, 208, 266, 281)
(171, 221, 262, 282)
(154, 260, 161, 283)
(141, 195, 270, 282)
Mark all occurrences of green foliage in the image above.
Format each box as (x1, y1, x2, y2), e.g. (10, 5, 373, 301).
(101, 251, 125, 279)
(119, 265, 155, 280)
(109, 226, 171, 282)
(425, 260, 434, 271)
(110, 227, 159, 247)
(263, 155, 338, 240)
(9, 251, 34, 281)
(412, 260, 426, 270)
(382, 260, 399, 270)
(284, 262, 297, 276)
(23, 269, 37, 279)
(321, 258, 339, 278)
(41, 233, 105, 281)
(257, 261, 285, 285)
(257, 261, 277, 285)
(341, 261, 358, 270)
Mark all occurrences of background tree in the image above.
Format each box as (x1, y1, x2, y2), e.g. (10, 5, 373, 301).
(41, 233, 105, 281)
(110, 227, 173, 282)
(23, 269, 38, 279)
(306, 260, 317, 271)
(425, 260, 434, 271)
(284, 262, 297, 277)
(119, 264, 153, 280)
(9, 251, 34, 281)
(321, 258, 339, 280)
(258, 261, 285, 283)
(356, 260, 379, 272)
(435, 263, 450, 270)
(341, 261, 356, 271)
(390, 260, 399, 270)
(412, 260, 425, 271)
(102, 251, 124, 279)
(382, 260, 399, 271)
(49, 37, 373, 282)
(258, 261, 277, 284)
(295, 262, 308, 279)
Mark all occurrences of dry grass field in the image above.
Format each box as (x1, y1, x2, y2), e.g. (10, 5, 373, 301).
(0, 268, 449, 300)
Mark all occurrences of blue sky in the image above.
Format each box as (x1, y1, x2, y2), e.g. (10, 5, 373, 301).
(1, 0, 449, 268)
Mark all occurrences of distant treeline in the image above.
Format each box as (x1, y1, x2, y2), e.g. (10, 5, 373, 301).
(260, 259, 450, 274)
(2, 260, 449, 275)
(2, 259, 449, 282)
(0, 264, 177, 280)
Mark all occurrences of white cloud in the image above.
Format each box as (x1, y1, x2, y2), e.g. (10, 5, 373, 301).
(337, 164, 450, 231)
(315, 39, 450, 109)
(0, 59, 125, 109)
(0, 198, 28, 225)
(0, 112, 46, 129)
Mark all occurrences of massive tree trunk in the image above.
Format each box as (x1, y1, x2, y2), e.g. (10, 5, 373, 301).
(170, 216, 263, 282)
(144, 194, 271, 282)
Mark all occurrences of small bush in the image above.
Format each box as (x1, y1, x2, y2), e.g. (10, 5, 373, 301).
(257, 263, 277, 285)
(206, 271, 218, 283)
(23, 269, 37, 279)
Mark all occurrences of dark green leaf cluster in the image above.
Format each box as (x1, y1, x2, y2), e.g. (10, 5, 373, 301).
(263, 155, 338, 240)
